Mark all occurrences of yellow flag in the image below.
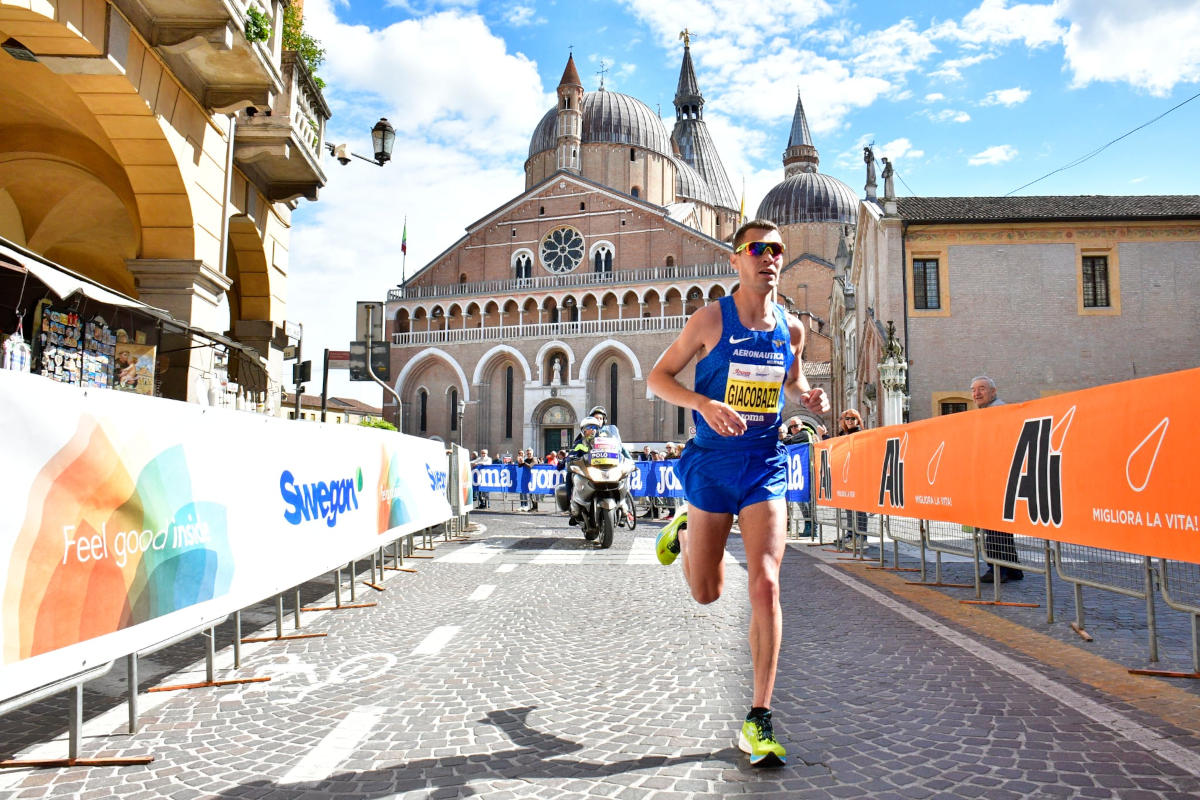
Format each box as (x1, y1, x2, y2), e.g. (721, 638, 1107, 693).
(739, 177, 746, 224)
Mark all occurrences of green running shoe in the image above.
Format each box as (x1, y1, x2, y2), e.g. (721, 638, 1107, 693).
(655, 513, 685, 565)
(738, 712, 786, 767)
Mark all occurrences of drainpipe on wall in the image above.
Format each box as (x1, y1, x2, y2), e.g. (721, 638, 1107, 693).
(899, 220, 910, 422)
(218, 114, 237, 278)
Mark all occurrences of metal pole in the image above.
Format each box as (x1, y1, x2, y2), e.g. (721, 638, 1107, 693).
(69, 684, 82, 760)
(275, 594, 284, 639)
(293, 336, 303, 421)
(205, 627, 216, 685)
(294, 589, 302, 630)
(320, 348, 331, 422)
(365, 305, 401, 406)
(1145, 557, 1159, 663)
(127, 653, 139, 733)
(1044, 540, 1055, 625)
(233, 611, 241, 668)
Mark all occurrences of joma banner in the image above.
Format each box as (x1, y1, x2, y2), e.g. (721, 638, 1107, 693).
(0, 371, 452, 703)
(815, 367, 1200, 563)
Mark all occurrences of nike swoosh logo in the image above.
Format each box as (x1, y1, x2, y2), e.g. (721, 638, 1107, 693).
(729, 335, 752, 344)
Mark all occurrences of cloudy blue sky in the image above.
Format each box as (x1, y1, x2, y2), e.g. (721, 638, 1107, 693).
(289, 0, 1200, 403)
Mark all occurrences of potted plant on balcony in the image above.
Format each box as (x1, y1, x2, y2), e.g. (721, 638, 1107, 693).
(244, 7, 271, 43)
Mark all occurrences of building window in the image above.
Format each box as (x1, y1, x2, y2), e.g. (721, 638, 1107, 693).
(609, 362, 619, 426)
(505, 366, 514, 439)
(419, 389, 428, 433)
(593, 245, 613, 273)
(580, 201, 585, 211)
(539, 206, 545, 216)
(630, 148, 636, 162)
(631, 186, 640, 199)
(940, 401, 968, 415)
(676, 406, 685, 435)
(913, 259, 940, 310)
(514, 254, 532, 280)
(1082, 255, 1110, 308)
(450, 388, 459, 431)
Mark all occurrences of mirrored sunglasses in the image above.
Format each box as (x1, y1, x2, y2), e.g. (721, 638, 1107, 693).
(734, 240, 786, 258)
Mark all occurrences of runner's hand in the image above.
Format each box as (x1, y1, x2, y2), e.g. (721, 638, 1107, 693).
(699, 398, 747, 437)
(800, 387, 830, 414)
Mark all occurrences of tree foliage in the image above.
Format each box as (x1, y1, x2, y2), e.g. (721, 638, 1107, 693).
(283, 5, 327, 89)
(359, 417, 397, 431)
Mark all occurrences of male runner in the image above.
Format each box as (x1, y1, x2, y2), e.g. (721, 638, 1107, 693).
(647, 218, 829, 767)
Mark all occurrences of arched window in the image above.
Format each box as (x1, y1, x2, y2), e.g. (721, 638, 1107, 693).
(631, 186, 640, 199)
(609, 362, 619, 426)
(505, 366, 514, 439)
(449, 388, 458, 431)
(665, 255, 676, 268)
(459, 273, 467, 284)
(514, 254, 532, 280)
(592, 243, 614, 274)
(419, 389, 428, 433)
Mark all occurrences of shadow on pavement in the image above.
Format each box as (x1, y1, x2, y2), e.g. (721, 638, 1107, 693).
(210, 705, 741, 799)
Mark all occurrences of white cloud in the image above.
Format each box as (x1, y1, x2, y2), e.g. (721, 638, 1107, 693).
(504, 4, 543, 26)
(848, 18, 941, 80)
(934, 0, 1065, 49)
(1058, 0, 1200, 96)
(877, 138, 925, 162)
(929, 52, 994, 81)
(981, 86, 1030, 106)
(924, 108, 972, 123)
(289, 0, 550, 403)
(307, 5, 551, 156)
(969, 144, 1018, 165)
(923, 92, 946, 102)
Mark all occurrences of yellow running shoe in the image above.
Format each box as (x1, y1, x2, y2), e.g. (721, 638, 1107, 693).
(655, 513, 686, 565)
(738, 711, 786, 767)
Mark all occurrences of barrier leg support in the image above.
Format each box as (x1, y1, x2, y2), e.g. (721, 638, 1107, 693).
(1070, 583, 1092, 641)
(148, 628, 270, 693)
(241, 594, 327, 643)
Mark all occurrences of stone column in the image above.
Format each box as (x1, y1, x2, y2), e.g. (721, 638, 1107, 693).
(126, 258, 234, 404)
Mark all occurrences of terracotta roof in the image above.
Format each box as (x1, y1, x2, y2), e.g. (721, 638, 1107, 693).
(896, 195, 1200, 223)
(559, 54, 582, 87)
(281, 393, 382, 415)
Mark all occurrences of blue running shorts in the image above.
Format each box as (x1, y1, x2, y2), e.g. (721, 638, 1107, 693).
(676, 439, 788, 515)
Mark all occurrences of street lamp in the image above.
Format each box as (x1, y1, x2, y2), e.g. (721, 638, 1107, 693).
(878, 320, 908, 426)
(457, 399, 466, 447)
(325, 118, 396, 167)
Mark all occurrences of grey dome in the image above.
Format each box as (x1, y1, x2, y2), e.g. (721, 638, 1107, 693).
(528, 90, 674, 160)
(757, 172, 859, 225)
(672, 156, 714, 205)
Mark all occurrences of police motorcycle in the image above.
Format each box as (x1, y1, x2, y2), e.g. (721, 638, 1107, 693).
(555, 417, 637, 548)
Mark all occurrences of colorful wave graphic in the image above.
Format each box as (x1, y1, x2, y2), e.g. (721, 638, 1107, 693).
(376, 446, 416, 533)
(2, 417, 231, 662)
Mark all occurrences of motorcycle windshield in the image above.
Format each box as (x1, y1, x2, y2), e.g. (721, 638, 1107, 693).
(589, 433, 622, 467)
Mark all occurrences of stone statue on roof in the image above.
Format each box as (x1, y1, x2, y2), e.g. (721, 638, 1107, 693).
(881, 157, 894, 200)
(863, 145, 877, 199)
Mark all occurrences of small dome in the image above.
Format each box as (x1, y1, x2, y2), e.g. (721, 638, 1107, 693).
(757, 172, 859, 225)
(672, 156, 714, 206)
(529, 90, 674, 160)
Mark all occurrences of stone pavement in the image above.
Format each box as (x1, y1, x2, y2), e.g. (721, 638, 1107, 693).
(4, 509, 1200, 799)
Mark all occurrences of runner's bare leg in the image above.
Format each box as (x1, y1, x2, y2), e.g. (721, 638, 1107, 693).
(736, 498, 786, 708)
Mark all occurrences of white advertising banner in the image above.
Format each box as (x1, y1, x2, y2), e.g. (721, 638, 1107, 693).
(0, 371, 451, 703)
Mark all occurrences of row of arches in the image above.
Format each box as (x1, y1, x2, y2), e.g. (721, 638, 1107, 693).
(397, 339, 694, 453)
(393, 282, 733, 334)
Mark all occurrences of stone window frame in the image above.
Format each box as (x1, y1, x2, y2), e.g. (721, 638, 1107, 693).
(907, 247, 951, 318)
(1076, 245, 1121, 316)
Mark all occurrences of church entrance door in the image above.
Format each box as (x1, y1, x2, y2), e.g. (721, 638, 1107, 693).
(539, 403, 575, 457)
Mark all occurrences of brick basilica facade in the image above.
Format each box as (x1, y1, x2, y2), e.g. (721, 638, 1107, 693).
(383, 48, 859, 456)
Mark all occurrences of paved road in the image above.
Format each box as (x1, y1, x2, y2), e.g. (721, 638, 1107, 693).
(4, 510, 1200, 799)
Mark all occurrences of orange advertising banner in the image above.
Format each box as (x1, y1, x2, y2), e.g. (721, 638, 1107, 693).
(815, 367, 1200, 563)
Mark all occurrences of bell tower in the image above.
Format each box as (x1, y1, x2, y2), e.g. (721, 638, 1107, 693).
(555, 54, 583, 174)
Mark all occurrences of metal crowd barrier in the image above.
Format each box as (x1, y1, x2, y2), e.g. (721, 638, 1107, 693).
(809, 497, 1198, 669)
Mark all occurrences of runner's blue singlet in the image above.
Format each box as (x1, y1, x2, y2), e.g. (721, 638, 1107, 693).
(692, 296, 794, 450)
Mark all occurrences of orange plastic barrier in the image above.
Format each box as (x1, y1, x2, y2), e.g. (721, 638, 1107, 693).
(816, 368, 1200, 563)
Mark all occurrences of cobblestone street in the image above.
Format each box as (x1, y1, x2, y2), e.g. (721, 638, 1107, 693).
(5, 510, 1200, 799)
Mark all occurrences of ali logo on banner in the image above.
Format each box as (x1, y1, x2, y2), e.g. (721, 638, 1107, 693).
(815, 367, 1200, 564)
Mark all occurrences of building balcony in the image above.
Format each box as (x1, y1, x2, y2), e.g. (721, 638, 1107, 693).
(392, 315, 687, 347)
(387, 262, 734, 302)
(115, 0, 285, 111)
(234, 52, 330, 202)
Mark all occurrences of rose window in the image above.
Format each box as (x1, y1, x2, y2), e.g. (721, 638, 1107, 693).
(540, 227, 585, 274)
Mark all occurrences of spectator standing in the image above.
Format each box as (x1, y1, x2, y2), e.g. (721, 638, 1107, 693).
(971, 376, 1024, 583)
(471, 449, 492, 509)
(837, 410, 869, 544)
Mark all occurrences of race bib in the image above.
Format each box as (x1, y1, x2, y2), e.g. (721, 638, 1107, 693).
(724, 362, 785, 426)
(589, 435, 620, 466)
